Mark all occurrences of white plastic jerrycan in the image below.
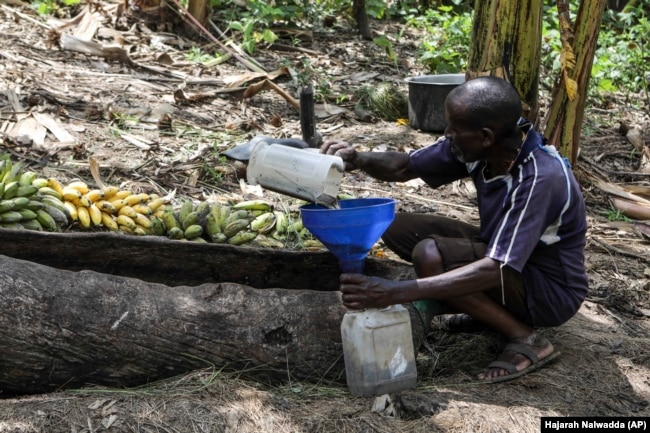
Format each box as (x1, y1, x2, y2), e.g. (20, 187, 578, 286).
(341, 305, 417, 397)
(246, 141, 345, 207)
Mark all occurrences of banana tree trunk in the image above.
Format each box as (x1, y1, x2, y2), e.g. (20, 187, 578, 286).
(542, 0, 607, 165)
(467, 0, 543, 123)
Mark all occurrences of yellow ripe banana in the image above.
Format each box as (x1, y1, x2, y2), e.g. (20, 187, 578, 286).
(63, 201, 79, 221)
(101, 211, 118, 231)
(133, 226, 149, 236)
(78, 195, 93, 208)
(88, 204, 102, 226)
(116, 214, 137, 231)
(147, 197, 167, 212)
(118, 205, 138, 219)
(95, 200, 117, 214)
(132, 212, 151, 229)
(101, 186, 119, 199)
(47, 178, 64, 196)
(66, 181, 89, 195)
(125, 193, 150, 206)
(62, 187, 82, 203)
(132, 203, 152, 215)
(232, 199, 273, 212)
(108, 198, 128, 211)
(77, 206, 91, 229)
(114, 190, 133, 200)
(84, 189, 104, 203)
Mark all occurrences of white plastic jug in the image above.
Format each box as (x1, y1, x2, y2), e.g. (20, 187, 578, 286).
(341, 305, 417, 397)
(246, 141, 345, 206)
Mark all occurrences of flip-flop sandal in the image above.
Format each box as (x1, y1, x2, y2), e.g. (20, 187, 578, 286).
(441, 314, 490, 333)
(480, 341, 561, 384)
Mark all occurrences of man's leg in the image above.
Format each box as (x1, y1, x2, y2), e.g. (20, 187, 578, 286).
(411, 237, 557, 382)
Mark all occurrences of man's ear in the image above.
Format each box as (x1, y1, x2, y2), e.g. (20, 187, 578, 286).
(480, 127, 495, 148)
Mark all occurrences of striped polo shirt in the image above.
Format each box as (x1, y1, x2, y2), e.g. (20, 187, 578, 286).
(408, 120, 588, 326)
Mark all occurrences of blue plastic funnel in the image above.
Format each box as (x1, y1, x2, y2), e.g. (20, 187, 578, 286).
(300, 198, 396, 273)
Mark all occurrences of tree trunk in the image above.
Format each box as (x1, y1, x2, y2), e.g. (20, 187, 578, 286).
(467, 0, 543, 123)
(186, 0, 210, 34)
(0, 229, 427, 395)
(353, 0, 372, 40)
(542, 0, 607, 165)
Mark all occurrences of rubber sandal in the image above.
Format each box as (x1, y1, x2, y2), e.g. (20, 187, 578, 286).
(479, 341, 561, 384)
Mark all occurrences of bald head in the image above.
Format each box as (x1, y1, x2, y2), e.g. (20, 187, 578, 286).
(447, 76, 523, 139)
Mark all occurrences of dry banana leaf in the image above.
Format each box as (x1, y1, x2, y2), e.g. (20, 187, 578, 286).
(611, 197, 650, 220)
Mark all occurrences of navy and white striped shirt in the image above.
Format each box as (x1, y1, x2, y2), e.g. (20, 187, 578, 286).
(409, 120, 588, 326)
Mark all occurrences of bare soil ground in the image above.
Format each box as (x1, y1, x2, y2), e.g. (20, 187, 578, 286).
(1, 2, 650, 432)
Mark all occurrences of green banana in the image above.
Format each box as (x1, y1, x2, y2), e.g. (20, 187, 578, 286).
(167, 226, 184, 240)
(36, 209, 58, 231)
(19, 171, 38, 187)
(18, 209, 38, 220)
(0, 200, 16, 213)
(16, 185, 38, 198)
(250, 212, 276, 234)
(232, 199, 273, 212)
(178, 200, 194, 226)
(20, 219, 43, 231)
(161, 207, 180, 231)
(227, 231, 257, 245)
(42, 203, 68, 226)
(184, 224, 203, 240)
(204, 213, 222, 236)
(37, 186, 63, 201)
(150, 216, 166, 236)
(210, 232, 228, 243)
(181, 211, 200, 231)
(223, 219, 250, 238)
(2, 181, 19, 199)
(31, 178, 49, 189)
(0, 210, 23, 223)
(1, 160, 23, 183)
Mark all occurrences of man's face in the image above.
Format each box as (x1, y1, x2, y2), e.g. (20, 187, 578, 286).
(444, 99, 486, 163)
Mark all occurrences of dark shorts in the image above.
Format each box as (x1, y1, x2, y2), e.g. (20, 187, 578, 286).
(381, 213, 532, 324)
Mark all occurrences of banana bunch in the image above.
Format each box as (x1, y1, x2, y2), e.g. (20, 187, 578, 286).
(154, 199, 278, 245)
(0, 159, 69, 231)
(57, 180, 168, 235)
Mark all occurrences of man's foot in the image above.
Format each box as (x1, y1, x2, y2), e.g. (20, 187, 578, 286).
(441, 313, 489, 333)
(477, 333, 560, 383)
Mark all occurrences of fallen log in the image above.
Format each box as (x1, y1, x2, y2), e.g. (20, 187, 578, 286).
(0, 229, 425, 395)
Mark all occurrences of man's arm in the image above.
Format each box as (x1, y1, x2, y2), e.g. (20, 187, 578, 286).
(340, 257, 503, 310)
(320, 140, 418, 182)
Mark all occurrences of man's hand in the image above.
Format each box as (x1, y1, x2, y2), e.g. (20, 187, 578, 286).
(339, 273, 404, 310)
(320, 140, 358, 171)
